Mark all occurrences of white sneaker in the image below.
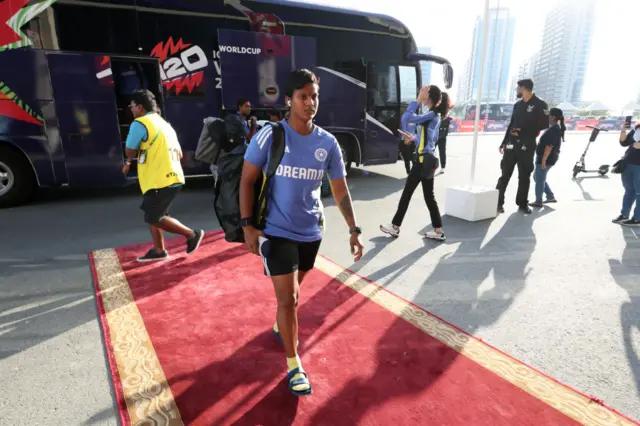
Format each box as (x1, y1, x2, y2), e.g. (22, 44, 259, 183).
(440, 167, 445, 174)
(424, 230, 446, 241)
(380, 223, 400, 237)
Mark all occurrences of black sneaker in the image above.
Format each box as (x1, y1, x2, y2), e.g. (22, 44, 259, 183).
(137, 249, 169, 263)
(612, 215, 629, 224)
(544, 199, 557, 204)
(529, 202, 543, 208)
(497, 206, 505, 214)
(621, 219, 640, 227)
(186, 229, 205, 254)
(519, 206, 532, 214)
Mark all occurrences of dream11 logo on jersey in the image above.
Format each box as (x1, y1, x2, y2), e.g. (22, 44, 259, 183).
(150, 37, 208, 95)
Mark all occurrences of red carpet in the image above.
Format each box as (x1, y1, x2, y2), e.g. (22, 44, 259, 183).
(90, 232, 638, 426)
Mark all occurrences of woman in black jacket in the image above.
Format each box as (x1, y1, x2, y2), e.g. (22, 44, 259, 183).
(613, 121, 640, 226)
(529, 107, 564, 208)
(435, 93, 454, 173)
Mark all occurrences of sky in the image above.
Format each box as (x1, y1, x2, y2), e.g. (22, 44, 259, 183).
(294, 0, 640, 111)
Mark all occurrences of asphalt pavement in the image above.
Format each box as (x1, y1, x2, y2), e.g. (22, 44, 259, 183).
(1, 132, 639, 425)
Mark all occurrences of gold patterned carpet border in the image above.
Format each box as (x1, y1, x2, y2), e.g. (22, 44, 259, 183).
(91, 248, 184, 426)
(314, 256, 637, 426)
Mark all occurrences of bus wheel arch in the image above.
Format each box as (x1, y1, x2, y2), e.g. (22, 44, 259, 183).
(333, 132, 361, 174)
(0, 141, 37, 208)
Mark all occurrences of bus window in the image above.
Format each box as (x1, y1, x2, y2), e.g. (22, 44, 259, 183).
(334, 60, 366, 83)
(367, 62, 400, 134)
(398, 65, 418, 103)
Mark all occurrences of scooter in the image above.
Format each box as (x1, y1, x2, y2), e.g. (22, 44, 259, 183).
(572, 125, 610, 179)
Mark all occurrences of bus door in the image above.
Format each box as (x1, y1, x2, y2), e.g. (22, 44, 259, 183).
(47, 52, 125, 187)
(110, 57, 163, 141)
(365, 62, 402, 162)
(109, 56, 163, 176)
(217, 29, 316, 111)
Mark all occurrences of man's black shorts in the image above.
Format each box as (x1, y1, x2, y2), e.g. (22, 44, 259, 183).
(140, 185, 181, 224)
(259, 235, 322, 277)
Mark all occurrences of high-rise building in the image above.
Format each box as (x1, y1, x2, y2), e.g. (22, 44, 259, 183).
(533, 0, 595, 106)
(459, 7, 516, 103)
(418, 47, 432, 85)
(508, 52, 540, 102)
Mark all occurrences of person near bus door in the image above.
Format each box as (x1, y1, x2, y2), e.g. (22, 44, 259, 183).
(496, 78, 549, 214)
(122, 90, 204, 262)
(398, 120, 416, 175)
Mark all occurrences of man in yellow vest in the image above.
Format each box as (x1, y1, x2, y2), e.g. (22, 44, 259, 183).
(122, 90, 204, 262)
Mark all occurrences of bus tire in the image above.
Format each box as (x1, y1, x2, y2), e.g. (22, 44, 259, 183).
(335, 135, 353, 174)
(0, 145, 36, 208)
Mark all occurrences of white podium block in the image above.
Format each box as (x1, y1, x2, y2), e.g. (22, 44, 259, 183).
(445, 186, 499, 222)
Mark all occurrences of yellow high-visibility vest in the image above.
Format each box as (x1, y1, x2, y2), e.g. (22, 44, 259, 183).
(135, 113, 185, 194)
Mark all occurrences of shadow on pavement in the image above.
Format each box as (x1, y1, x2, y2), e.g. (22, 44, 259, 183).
(324, 168, 407, 204)
(306, 208, 554, 423)
(573, 175, 609, 202)
(609, 227, 640, 398)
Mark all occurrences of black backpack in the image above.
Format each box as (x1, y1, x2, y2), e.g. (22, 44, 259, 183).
(213, 122, 286, 243)
(194, 117, 226, 165)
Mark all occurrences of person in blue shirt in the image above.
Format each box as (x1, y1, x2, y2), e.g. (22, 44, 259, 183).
(529, 107, 564, 208)
(239, 69, 364, 397)
(381, 85, 449, 241)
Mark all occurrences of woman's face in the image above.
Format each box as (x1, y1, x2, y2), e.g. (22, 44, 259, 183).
(550, 115, 560, 126)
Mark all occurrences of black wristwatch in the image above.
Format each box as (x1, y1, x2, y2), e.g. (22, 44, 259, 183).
(239, 217, 252, 228)
(349, 226, 362, 235)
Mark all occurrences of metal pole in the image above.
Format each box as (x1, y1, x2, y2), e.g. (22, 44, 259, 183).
(470, 0, 492, 186)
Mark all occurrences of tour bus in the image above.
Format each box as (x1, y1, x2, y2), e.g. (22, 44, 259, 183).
(449, 102, 514, 133)
(0, 0, 453, 207)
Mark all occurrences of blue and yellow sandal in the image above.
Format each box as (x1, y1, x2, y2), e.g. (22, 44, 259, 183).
(287, 367, 312, 397)
(273, 329, 299, 348)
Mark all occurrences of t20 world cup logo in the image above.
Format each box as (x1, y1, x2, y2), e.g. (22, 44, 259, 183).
(150, 37, 208, 96)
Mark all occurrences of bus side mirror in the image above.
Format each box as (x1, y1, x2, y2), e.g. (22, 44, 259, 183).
(443, 64, 453, 89)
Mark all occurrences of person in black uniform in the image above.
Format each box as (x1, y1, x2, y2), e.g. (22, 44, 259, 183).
(496, 78, 549, 214)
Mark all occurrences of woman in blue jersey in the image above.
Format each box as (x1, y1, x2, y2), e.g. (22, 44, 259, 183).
(239, 69, 364, 397)
(381, 85, 449, 241)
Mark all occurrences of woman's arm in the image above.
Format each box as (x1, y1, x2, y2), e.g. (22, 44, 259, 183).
(620, 130, 633, 147)
(402, 101, 437, 126)
(541, 146, 552, 167)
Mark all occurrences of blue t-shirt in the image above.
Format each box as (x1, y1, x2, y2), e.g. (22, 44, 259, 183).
(125, 120, 148, 150)
(244, 120, 346, 242)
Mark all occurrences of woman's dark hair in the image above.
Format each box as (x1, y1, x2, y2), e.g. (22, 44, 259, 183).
(130, 89, 156, 113)
(285, 69, 320, 98)
(550, 107, 566, 141)
(427, 85, 450, 117)
(437, 92, 453, 117)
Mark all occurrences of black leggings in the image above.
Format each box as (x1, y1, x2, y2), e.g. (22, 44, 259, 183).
(392, 162, 443, 228)
(436, 137, 447, 168)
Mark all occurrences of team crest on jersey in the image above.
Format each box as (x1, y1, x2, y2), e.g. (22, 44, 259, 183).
(527, 105, 534, 112)
(315, 148, 328, 162)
